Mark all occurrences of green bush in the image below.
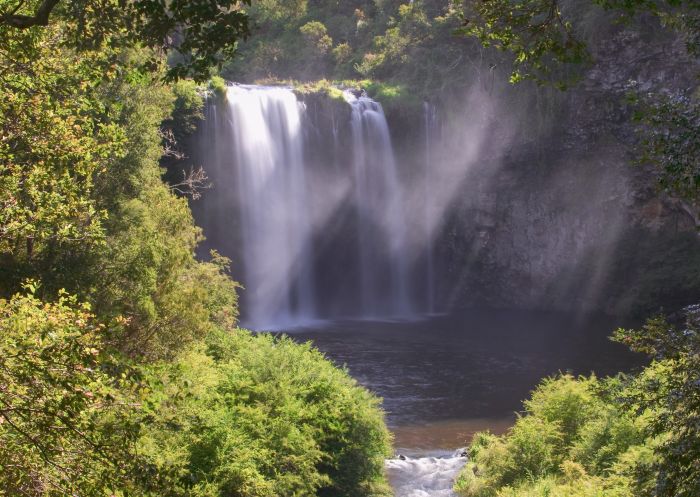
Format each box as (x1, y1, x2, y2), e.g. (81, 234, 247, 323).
(569, 408, 644, 474)
(141, 330, 392, 497)
(209, 75, 228, 97)
(456, 374, 654, 497)
(0, 290, 145, 496)
(523, 375, 603, 448)
(505, 415, 563, 481)
(455, 416, 561, 496)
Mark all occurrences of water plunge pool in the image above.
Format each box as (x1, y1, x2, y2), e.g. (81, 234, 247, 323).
(284, 309, 644, 496)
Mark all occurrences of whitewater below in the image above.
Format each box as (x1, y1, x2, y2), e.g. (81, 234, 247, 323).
(386, 450, 467, 497)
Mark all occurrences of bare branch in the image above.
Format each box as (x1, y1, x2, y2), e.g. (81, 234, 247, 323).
(169, 166, 211, 200)
(161, 128, 187, 160)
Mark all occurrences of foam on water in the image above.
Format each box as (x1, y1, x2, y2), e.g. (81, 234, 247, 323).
(386, 449, 466, 497)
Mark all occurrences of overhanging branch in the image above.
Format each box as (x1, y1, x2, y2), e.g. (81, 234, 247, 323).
(2, 0, 60, 29)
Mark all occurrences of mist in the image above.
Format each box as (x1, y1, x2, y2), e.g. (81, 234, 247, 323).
(189, 73, 697, 330)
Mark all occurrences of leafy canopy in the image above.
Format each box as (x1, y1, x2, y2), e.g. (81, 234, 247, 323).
(0, 288, 147, 496)
(0, 0, 251, 80)
(459, 0, 699, 86)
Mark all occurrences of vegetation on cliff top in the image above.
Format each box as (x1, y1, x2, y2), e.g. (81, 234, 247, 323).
(221, 1, 474, 97)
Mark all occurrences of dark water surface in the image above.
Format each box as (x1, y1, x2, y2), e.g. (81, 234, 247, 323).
(285, 309, 644, 450)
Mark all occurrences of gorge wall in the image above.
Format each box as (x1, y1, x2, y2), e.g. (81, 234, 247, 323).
(408, 27, 700, 316)
(188, 26, 700, 324)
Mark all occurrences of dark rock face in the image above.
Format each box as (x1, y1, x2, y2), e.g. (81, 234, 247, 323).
(432, 146, 699, 316)
(188, 26, 699, 319)
(396, 27, 700, 317)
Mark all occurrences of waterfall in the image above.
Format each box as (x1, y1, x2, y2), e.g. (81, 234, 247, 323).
(194, 84, 421, 328)
(223, 85, 316, 329)
(344, 91, 412, 318)
(423, 101, 438, 314)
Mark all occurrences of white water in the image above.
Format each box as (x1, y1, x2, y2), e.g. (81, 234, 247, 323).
(386, 450, 466, 497)
(345, 91, 411, 318)
(423, 101, 439, 315)
(198, 84, 419, 328)
(225, 85, 316, 329)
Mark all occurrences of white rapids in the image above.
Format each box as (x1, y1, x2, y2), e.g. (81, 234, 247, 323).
(385, 449, 467, 497)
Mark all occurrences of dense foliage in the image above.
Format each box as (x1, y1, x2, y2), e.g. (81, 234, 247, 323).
(0, 0, 251, 80)
(141, 331, 391, 497)
(0, 4, 392, 496)
(455, 374, 655, 497)
(222, 1, 478, 96)
(0, 289, 391, 497)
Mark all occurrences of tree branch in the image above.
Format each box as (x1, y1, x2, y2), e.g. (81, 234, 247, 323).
(2, 0, 60, 29)
(169, 166, 211, 200)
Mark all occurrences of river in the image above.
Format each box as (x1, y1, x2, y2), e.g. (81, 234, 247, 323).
(287, 309, 643, 496)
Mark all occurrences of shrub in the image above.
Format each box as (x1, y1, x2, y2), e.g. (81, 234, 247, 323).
(570, 409, 644, 474)
(454, 463, 497, 497)
(504, 415, 563, 482)
(524, 375, 603, 449)
(209, 76, 228, 97)
(455, 374, 654, 497)
(141, 330, 392, 497)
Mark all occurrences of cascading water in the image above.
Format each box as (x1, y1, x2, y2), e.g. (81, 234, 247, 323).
(423, 101, 439, 315)
(194, 84, 420, 328)
(386, 450, 467, 497)
(345, 91, 412, 318)
(222, 85, 316, 329)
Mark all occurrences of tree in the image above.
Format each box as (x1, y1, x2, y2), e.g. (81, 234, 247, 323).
(0, 0, 252, 80)
(299, 21, 333, 78)
(0, 25, 124, 296)
(614, 309, 700, 497)
(0, 288, 146, 496)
